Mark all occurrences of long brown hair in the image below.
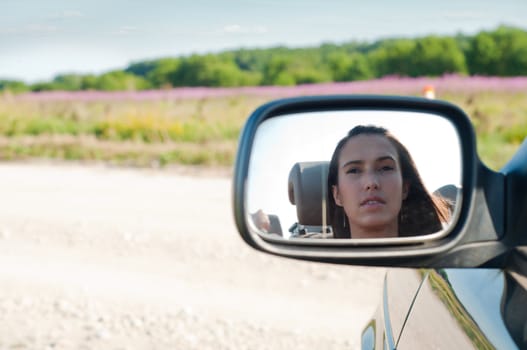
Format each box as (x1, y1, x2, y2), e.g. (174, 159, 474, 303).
(327, 125, 451, 238)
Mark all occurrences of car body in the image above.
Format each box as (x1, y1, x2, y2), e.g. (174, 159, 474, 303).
(364, 268, 525, 349)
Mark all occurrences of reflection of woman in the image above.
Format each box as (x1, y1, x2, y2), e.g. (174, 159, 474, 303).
(327, 125, 450, 238)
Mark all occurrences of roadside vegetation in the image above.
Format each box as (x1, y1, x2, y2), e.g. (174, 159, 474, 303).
(0, 25, 526, 170)
(0, 93, 265, 168)
(1, 75, 526, 170)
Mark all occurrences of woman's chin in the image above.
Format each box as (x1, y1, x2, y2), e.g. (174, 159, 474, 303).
(352, 217, 398, 237)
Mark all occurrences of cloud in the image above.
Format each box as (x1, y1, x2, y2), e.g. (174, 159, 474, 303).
(47, 10, 84, 21)
(0, 10, 83, 36)
(442, 11, 487, 21)
(223, 24, 242, 33)
(0, 24, 58, 35)
(221, 24, 268, 34)
(114, 26, 138, 35)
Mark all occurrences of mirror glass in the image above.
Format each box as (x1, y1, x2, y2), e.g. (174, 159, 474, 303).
(246, 110, 462, 241)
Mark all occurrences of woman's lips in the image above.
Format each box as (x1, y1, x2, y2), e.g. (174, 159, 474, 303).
(360, 196, 385, 207)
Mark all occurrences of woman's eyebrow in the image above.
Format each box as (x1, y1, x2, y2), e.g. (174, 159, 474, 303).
(376, 155, 396, 162)
(341, 160, 363, 168)
(341, 155, 397, 168)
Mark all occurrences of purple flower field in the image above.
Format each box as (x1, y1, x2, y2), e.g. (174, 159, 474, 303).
(2, 74, 526, 169)
(14, 75, 527, 102)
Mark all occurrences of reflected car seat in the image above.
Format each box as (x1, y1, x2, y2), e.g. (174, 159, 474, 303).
(287, 161, 331, 235)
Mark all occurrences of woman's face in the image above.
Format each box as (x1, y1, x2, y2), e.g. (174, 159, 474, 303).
(332, 134, 408, 238)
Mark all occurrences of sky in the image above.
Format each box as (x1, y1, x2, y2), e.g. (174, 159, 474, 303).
(2, 0, 526, 82)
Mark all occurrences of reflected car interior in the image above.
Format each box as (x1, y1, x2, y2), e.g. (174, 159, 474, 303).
(286, 161, 459, 239)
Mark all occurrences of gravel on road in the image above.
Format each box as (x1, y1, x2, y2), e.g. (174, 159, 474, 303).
(0, 162, 385, 350)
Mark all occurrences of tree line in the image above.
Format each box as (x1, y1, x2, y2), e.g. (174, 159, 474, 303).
(2, 26, 527, 93)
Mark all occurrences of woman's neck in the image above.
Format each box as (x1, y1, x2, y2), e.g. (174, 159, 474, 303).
(350, 223, 398, 239)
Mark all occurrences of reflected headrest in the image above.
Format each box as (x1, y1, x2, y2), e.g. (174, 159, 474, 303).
(288, 161, 330, 226)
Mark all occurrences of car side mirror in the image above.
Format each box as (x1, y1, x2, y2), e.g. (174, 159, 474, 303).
(233, 95, 514, 268)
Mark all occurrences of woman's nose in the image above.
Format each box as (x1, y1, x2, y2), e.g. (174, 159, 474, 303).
(364, 172, 380, 190)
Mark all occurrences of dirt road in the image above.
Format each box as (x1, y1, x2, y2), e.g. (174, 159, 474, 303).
(0, 162, 385, 349)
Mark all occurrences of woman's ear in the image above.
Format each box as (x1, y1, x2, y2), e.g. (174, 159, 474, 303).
(402, 182, 410, 200)
(332, 185, 343, 206)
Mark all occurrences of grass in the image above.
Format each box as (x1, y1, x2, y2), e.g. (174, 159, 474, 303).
(1, 77, 526, 169)
(0, 94, 261, 168)
(441, 91, 527, 169)
(0, 135, 236, 167)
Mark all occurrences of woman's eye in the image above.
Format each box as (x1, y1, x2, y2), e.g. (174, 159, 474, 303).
(379, 165, 394, 172)
(346, 168, 360, 174)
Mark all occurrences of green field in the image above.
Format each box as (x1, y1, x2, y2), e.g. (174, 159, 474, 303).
(1, 84, 526, 171)
(441, 91, 527, 170)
